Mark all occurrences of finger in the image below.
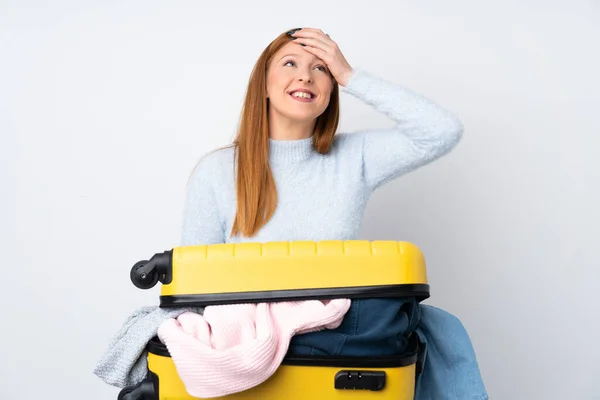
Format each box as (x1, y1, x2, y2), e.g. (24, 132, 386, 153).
(292, 37, 333, 53)
(289, 27, 324, 35)
(297, 43, 329, 63)
(291, 29, 331, 41)
(289, 28, 332, 43)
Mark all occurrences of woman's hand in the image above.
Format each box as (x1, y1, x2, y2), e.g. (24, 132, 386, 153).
(287, 28, 354, 87)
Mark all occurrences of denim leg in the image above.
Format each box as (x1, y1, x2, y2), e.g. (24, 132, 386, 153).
(414, 305, 488, 400)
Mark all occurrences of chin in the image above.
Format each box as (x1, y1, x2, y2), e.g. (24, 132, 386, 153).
(284, 111, 321, 123)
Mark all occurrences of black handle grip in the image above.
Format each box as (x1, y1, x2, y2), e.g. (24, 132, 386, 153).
(117, 379, 155, 400)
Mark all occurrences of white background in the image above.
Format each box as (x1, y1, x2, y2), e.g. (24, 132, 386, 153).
(3, 0, 599, 399)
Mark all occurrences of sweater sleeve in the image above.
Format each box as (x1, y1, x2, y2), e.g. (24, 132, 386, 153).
(180, 155, 225, 246)
(340, 68, 464, 191)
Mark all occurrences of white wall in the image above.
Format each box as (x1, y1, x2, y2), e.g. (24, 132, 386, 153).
(3, 0, 599, 399)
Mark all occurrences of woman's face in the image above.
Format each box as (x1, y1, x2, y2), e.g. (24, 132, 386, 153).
(266, 41, 333, 124)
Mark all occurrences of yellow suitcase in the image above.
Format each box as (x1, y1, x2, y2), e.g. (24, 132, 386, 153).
(118, 240, 429, 400)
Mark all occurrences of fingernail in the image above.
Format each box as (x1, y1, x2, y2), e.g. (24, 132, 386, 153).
(286, 28, 302, 36)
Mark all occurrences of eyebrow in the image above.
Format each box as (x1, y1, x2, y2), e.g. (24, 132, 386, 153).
(279, 53, 300, 60)
(279, 53, 317, 62)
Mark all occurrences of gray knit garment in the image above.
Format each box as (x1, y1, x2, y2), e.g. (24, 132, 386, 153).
(93, 306, 202, 388)
(180, 67, 463, 245)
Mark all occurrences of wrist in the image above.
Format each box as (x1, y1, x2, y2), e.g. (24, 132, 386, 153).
(338, 68, 355, 87)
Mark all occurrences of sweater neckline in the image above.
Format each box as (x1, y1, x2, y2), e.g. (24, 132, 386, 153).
(268, 136, 316, 165)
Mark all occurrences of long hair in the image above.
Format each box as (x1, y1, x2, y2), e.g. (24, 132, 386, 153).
(230, 30, 341, 238)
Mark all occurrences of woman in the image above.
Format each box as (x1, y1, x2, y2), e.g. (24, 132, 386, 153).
(181, 27, 462, 244)
(181, 28, 487, 399)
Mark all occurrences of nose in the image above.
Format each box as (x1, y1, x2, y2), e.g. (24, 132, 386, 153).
(297, 70, 313, 83)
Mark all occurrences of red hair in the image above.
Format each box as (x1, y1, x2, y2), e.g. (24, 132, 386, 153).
(229, 30, 341, 237)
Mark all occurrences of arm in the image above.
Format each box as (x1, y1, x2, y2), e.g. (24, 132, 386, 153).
(180, 156, 225, 245)
(341, 68, 464, 191)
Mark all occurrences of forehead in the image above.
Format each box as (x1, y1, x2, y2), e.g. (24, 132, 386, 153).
(273, 42, 323, 63)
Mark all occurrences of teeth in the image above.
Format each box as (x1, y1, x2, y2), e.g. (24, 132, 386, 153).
(292, 92, 313, 99)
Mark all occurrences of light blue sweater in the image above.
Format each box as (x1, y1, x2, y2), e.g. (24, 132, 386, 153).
(180, 68, 463, 245)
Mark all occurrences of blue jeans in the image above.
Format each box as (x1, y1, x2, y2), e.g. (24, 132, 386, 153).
(288, 299, 488, 400)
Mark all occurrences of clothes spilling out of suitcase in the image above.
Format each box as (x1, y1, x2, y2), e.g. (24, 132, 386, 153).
(93, 240, 488, 400)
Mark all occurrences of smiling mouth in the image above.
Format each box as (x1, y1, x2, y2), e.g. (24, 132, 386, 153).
(289, 91, 316, 102)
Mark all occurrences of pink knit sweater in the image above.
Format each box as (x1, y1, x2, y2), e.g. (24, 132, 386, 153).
(156, 299, 351, 398)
